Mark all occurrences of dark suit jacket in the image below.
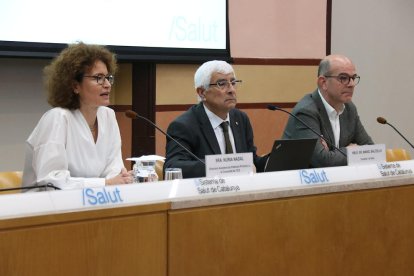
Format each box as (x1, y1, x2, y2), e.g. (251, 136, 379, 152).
(164, 103, 267, 178)
(282, 90, 374, 167)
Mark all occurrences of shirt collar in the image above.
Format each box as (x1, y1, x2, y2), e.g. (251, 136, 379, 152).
(318, 89, 345, 118)
(203, 104, 230, 129)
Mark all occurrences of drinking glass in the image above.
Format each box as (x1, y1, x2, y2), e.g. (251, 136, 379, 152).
(164, 168, 183, 180)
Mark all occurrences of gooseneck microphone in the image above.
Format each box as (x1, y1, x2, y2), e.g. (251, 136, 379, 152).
(267, 104, 347, 157)
(0, 183, 61, 193)
(125, 110, 205, 165)
(376, 116, 414, 149)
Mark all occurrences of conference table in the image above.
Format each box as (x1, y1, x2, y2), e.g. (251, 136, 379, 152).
(1, 161, 414, 275)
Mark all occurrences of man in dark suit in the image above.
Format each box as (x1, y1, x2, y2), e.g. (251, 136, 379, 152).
(164, 60, 268, 178)
(283, 54, 374, 168)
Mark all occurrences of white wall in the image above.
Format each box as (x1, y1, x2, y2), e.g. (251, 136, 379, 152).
(0, 58, 49, 170)
(332, 0, 414, 155)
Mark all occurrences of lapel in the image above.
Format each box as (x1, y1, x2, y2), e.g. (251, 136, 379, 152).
(194, 103, 221, 154)
(311, 90, 335, 146)
(229, 110, 243, 152)
(338, 106, 349, 147)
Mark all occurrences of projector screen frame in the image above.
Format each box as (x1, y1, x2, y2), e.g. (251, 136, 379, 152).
(0, 0, 230, 63)
(0, 41, 231, 62)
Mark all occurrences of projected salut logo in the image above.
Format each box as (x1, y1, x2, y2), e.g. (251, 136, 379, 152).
(169, 16, 219, 42)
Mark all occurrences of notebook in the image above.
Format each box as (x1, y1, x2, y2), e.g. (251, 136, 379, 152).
(264, 138, 318, 172)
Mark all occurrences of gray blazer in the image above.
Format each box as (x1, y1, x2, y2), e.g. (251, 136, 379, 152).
(165, 103, 268, 178)
(282, 90, 374, 167)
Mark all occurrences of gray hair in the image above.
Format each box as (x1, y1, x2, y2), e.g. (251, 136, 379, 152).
(317, 58, 330, 77)
(194, 60, 235, 90)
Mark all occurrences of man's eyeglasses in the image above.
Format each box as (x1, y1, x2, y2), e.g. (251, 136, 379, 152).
(83, 74, 114, 85)
(324, 74, 360, 86)
(209, 79, 242, 90)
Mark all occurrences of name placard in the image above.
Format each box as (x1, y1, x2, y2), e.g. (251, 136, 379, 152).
(376, 161, 414, 177)
(3, 161, 414, 219)
(194, 177, 241, 195)
(347, 144, 386, 165)
(205, 152, 253, 178)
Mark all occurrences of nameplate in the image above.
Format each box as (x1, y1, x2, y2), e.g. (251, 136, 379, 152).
(82, 187, 124, 206)
(205, 152, 253, 178)
(376, 161, 414, 177)
(193, 177, 241, 195)
(49, 182, 173, 212)
(3, 161, 414, 219)
(190, 165, 366, 197)
(347, 144, 386, 165)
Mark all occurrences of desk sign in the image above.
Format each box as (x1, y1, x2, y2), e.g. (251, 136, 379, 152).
(347, 144, 386, 166)
(205, 152, 253, 178)
(376, 161, 414, 177)
(194, 177, 241, 195)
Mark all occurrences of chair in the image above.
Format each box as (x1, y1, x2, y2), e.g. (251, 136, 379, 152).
(386, 148, 412, 162)
(0, 171, 23, 194)
(155, 159, 165, 181)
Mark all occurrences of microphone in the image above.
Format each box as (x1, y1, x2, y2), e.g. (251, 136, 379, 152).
(267, 104, 347, 157)
(125, 110, 205, 165)
(376, 117, 414, 149)
(0, 183, 61, 193)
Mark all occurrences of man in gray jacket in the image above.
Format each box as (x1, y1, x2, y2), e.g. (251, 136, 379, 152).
(282, 54, 373, 167)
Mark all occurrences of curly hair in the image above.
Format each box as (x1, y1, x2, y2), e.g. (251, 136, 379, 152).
(44, 42, 117, 109)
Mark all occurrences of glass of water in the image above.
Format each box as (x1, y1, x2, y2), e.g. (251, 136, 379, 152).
(164, 168, 183, 180)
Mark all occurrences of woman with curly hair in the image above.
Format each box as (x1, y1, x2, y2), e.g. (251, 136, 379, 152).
(22, 42, 133, 190)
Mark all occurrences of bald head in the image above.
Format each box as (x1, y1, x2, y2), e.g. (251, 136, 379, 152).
(317, 54, 358, 111)
(318, 54, 354, 77)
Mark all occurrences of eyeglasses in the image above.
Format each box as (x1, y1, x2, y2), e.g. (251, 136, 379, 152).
(209, 79, 242, 90)
(324, 74, 360, 86)
(83, 74, 114, 85)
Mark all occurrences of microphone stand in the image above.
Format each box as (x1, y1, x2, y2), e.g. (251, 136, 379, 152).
(267, 104, 347, 157)
(125, 110, 206, 165)
(383, 121, 414, 149)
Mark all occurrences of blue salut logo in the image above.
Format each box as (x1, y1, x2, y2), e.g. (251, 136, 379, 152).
(299, 169, 329, 184)
(82, 187, 123, 206)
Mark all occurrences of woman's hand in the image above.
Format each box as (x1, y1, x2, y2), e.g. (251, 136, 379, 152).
(105, 168, 133, 185)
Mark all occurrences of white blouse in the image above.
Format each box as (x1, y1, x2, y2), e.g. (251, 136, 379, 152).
(22, 106, 125, 190)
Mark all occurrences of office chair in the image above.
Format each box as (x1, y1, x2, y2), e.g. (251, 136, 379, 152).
(155, 159, 165, 181)
(0, 171, 23, 194)
(386, 148, 411, 162)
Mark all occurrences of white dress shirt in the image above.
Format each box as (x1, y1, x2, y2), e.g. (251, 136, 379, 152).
(203, 105, 236, 154)
(22, 106, 125, 190)
(318, 89, 345, 147)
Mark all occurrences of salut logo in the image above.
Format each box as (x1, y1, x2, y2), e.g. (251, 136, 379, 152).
(169, 16, 219, 43)
(299, 169, 329, 185)
(82, 187, 123, 206)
